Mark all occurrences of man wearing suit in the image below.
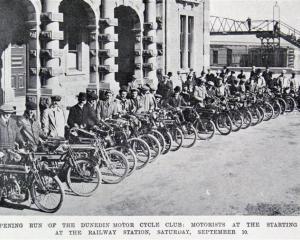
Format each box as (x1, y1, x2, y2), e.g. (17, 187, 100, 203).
(0, 104, 24, 151)
(67, 92, 86, 128)
(41, 95, 66, 138)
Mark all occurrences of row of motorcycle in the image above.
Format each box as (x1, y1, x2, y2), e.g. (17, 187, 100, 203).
(0, 88, 299, 213)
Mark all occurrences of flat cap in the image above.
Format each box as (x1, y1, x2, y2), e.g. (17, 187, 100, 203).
(87, 91, 98, 100)
(51, 95, 62, 101)
(0, 104, 16, 113)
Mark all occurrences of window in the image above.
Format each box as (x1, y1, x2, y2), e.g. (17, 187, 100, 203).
(213, 50, 218, 64)
(227, 49, 233, 66)
(180, 15, 186, 69)
(188, 16, 194, 68)
(65, 26, 83, 72)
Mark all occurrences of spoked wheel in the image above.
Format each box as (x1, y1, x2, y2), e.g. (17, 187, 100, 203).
(100, 149, 129, 184)
(128, 138, 151, 170)
(30, 172, 64, 213)
(272, 101, 281, 119)
(151, 130, 166, 154)
(140, 134, 161, 163)
(249, 106, 261, 126)
(229, 110, 243, 132)
(112, 147, 137, 177)
(169, 127, 184, 152)
(262, 102, 274, 121)
(181, 123, 197, 148)
(257, 106, 265, 123)
(215, 112, 232, 135)
(66, 159, 101, 197)
(158, 129, 172, 155)
(240, 109, 252, 129)
(285, 96, 296, 112)
(195, 118, 216, 140)
(277, 98, 287, 114)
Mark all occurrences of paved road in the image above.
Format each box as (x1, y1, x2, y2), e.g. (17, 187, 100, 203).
(0, 112, 300, 216)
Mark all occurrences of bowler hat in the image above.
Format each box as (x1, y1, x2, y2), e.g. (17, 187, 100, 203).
(174, 86, 181, 93)
(119, 86, 128, 93)
(105, 89, 113, 95)
(25, 101, 37, 110)
(0, 104, 16, 113)
(154, 94, 162, 99)
(51, 95, 62, 102)
(87, 91, 98, 100)
(77, 92, 87, 101)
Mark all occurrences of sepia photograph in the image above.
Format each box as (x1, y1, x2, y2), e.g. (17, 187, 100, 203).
(0, 0, 299, 238)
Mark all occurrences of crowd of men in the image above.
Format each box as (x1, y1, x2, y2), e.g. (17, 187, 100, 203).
(0, 66, 299, 158)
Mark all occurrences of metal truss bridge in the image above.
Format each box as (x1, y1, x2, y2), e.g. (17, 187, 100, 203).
(210, 16, 300, 48)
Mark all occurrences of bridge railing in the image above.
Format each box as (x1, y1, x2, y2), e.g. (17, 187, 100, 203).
(278, 21, 300, 41)
(210, 16, 275, 33)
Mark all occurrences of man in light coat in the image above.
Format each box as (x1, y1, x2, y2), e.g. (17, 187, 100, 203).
(41, 95, 66, 138)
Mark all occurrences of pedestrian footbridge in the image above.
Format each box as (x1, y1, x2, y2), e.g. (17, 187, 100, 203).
(210, 16, 300, 48)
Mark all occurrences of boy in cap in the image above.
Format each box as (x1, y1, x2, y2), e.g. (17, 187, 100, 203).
(41, 95, 66, 138)
(67, 92, 86, 128)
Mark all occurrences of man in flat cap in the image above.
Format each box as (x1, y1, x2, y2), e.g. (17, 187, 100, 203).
(18, 101, 45, 150)
(157, 74, 173, 99)
(129, 88, 144, 114)
(166, 86, 187, 110)
(41, 95, 66, 138)
(82, 91, 100, 130)
(193, 78, 208, 107)
(96, 90, 118, 120)
(67, 92, 86, 128)
(0, 104, 24, 151)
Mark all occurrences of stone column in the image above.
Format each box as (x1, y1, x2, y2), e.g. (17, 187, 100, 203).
(40, 0, 64, 96)
(87, 23, 99, 92)
(144, 0, 158, 86)
(100, 0, 119, 95)
(26, 19, 41, 105)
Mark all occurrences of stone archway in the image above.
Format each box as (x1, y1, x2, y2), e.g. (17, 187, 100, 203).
(0, 0, 38, 108)
(58, 0, 97, 103)
(114, 6, 142, 87)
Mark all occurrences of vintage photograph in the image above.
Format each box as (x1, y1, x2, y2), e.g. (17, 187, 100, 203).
(0, 0, 299, 219)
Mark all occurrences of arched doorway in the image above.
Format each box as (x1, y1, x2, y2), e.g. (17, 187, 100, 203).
(114, 6, 141, 87)
(0, 0, 34, 106)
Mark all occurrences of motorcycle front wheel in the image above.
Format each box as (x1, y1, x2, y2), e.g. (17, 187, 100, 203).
(30, 171, 64, 213)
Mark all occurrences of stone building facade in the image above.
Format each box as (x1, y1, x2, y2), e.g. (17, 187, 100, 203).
(0, 0, 209, 113)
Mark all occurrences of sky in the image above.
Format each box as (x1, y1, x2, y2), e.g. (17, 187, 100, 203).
(210, 0, 300, 30)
